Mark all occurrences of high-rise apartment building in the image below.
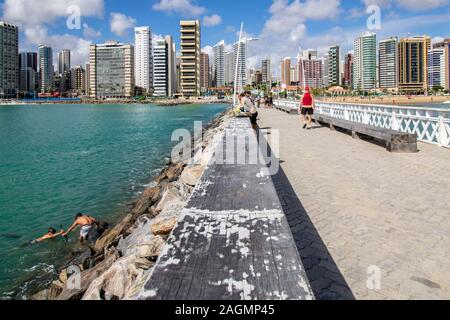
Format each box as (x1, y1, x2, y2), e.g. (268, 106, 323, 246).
(379, 37, 398, 90)
(71, 65, 85, 94)
(19, 52, 38, 93)
(89, 41, 135, 98)
(328, 46, 340, 86)
(233, 39, 247, 90)
(225, 51, 234, 85)
(398, 36, 431, 93)
(254, 69, 263, 85)
(57, 49, 71, 94)
(164, 35, 176, 96)
(58, 49, 71, 75)
(281, 57, 291, 86)
(290, 65, 299, 84)
(153, 39, 168, 97)
(0, 22, 19, 98)
(200, 52, 209, 92)
(261, 59, 271, 86)
(213, 40, 225, 87)
(38, 45, 54, 93)
(180, 20, 201, 97)
(433, 39, 450, 90)
(134, 27, 153, 94)
(85, 63, 90, 96)
(301, 49, 318, 60)
(428, 48, 446, 89)
(298, 52, 323, 89)
(343, 53, 353, 87)
(353, 32, 377, 91)
(322, 54, 329, 87)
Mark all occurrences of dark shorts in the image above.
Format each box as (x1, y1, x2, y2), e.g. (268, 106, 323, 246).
(301, 107, 314, 116)
(250, 112, 258, 125)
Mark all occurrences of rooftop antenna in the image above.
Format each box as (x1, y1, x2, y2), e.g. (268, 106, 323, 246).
(233, 22, 244, 106)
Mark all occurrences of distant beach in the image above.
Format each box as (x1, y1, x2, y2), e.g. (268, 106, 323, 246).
(319, 95, 450, 106)
(0, 98, 232, 107)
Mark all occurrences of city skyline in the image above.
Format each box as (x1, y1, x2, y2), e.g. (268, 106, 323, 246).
(2, 21, 449, 98)
(1, 0, 449, 68)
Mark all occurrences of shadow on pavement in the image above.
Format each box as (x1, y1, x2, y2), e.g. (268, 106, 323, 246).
(260, 131, 356, 300)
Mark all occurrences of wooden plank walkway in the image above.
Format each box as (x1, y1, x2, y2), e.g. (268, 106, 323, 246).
(135, 117, 314, 300)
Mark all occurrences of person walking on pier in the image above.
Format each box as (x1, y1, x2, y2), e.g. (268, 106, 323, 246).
(301, 87, 314, 130)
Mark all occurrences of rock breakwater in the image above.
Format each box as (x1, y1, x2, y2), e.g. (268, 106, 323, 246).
(30, 108, 233, 300)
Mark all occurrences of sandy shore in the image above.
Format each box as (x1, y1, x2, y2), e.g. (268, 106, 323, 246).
(0, 98, 232, 106)
(319, 95, 450, 105)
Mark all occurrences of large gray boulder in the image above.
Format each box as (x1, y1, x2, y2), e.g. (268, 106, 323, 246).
(82, 254, 153, 300)
(180, 166, 204, 186)
(117, 217, 166, 259)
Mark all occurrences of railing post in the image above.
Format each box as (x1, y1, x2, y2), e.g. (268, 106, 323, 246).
(437, 115, 447, 147)
(363, 110, 370, 125)
(344, 107, 350, 121)
(391, 111, 400, 131)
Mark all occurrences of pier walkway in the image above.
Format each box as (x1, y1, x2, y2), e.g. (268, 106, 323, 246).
(136, 117, 314, 300)
(258, 107, 450, 299)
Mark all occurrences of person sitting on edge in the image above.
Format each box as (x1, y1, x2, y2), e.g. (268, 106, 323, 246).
(62, 213, 99, 243)
(33, 227, 64, 243)
(243, 91, 259, 130)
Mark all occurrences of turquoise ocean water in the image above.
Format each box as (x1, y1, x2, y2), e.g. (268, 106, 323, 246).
(0, 103, 228, 299)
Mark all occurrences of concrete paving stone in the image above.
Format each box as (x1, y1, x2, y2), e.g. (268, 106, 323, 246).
(259, 108, 450, 300)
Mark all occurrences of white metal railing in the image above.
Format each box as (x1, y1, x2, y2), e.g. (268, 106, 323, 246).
(274, 99, 450, 148)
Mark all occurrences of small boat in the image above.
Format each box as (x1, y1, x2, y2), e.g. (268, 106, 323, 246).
(444, 101, 450, 104)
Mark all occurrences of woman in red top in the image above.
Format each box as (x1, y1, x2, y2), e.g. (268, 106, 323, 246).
(300, 87, 314, 130)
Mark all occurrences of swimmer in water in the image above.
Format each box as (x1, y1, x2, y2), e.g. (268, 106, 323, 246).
(30, 227, 64, 244)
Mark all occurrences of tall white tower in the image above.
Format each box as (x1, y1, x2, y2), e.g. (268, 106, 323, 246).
(213, 40, 225, 87)
(353, 32, 377, 91)
(135, 26, 153, 94)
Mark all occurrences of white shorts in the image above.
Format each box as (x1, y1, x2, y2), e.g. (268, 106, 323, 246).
(80, 225, 94, 238)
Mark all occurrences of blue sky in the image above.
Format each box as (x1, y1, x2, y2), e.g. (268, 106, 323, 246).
(1, 0, 450, 67)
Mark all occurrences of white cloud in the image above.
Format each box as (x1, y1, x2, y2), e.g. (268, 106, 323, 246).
(432, 36, 445, 44)
(24, 25, 92, 66)
(110, 12, 136, 36)
(2, 0, 104, 66)
(2, 0, 104, 26)
(203, 14, 222, 27)
(362, 0, 391, 8)
(246, 0, 341, 74)
(299, 10, 450, 62)
(397, 0, 449, 10)
(83, 23, 101, 39)
(153, 0, 206, 16)
(224, 43, 233, 53)
(202, 45, 214, 57)
(225, 26, 236, 33)
(362, 0, 449, 10)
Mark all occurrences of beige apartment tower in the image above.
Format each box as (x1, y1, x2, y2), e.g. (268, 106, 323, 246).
(180, 20, 201, 97)
(200, 52, 210, 92)
(398, 36, 431, 93)
(89, 41, 135, 99)
(281, 57, 291, 86)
